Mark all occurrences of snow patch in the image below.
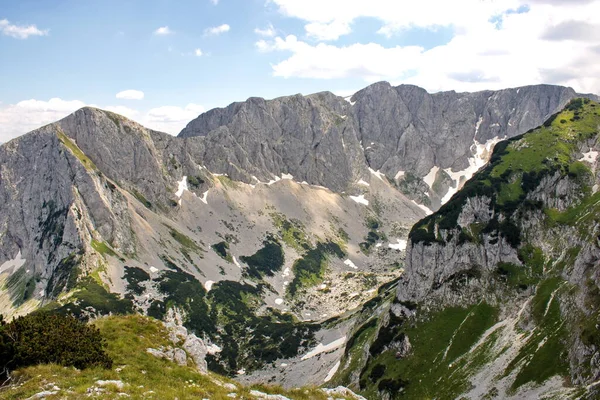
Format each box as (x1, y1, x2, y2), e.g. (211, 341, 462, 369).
(369, 168, 385, 181)
(423, 166, 439, 189)
(281, 173, 293, 180)
(580, 150, 599, 163)
(343, 95, 356, 106)
(204, 280, 214, 292)
(441, 136, 503, 204)
(175, 176, 188, 198)
(232, 256, 242, 269)
(357, 179, 370, 186)
(411, 200, 432, 215)
(394, 170, 405, 180)
(0, 250, 26, 274)
(350, 194, 369, 206)
(149, 266, 159, 273)
(199, 190, 209, 204)
(344, 259, 358, 269)
(275, 298, 284, 305)
(388, 239, 407, 251)
(324, 360, 341, 382)
(282, 267, 291, 278)
(301, 336, 346, 360)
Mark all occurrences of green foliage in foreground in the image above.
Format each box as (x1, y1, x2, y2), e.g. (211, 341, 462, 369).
(357, 303, 498, 400)
(0, 312, 112, 379)
(1, 315, 345, 400)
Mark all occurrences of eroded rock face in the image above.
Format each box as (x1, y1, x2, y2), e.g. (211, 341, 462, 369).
(180, 83, 592, 203)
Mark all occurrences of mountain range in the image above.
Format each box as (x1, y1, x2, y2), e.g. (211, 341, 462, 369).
(1, 82, 600, 399)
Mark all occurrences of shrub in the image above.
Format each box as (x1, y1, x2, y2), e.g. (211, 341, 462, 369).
(0, 312, 112, 378)
(370, 364, 386, 382)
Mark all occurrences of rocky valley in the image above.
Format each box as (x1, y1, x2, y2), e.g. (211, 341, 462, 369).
(1, 83, 600, 399)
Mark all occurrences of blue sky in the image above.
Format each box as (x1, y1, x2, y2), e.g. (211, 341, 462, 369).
(1, 0, 599, 141)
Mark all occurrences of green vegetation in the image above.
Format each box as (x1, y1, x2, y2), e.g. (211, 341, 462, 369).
(271, 213, 310, 251)
(46, 252, 81, 298)
(1, 315, 342, 400)
(105, 110, 123, 127)
(57, 130, 97, 171)
(358, 303, 499, 399)
(91, 240, 119, 258)
(288, 241, 345, 297)
(0, 312, 112, 380)
(187, 175, 205, 188)
(52, 277, 133, 317)
(360, 216, 386, 254)
(131, 189, 152, 209)
(117, 261, 319, 376)
(504, 278, 569, 391)
(410, 99, 600, 247)
(123, 266, 150, 297)
(212, 241, 233, 263)
(4, 267, 36, 306)
(240, 236, 284, 280)
(164, 225, 203, 253)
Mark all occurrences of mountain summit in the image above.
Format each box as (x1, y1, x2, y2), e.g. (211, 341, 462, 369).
(1, 83, 600, 399)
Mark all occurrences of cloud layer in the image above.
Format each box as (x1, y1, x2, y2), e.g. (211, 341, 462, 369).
(264, 0, 600, 94)
(204, 24, 230, 36)
(154, 26, 173, 35)
(0, 19, 48, 39)
(116, 90, 145, 100)
(0, 99, 205, 143)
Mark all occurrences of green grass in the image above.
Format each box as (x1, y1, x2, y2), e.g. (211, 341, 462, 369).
(359, 303, 499, 400)
(288, 241, 345, 297)
(271, 212, 311, 251)
(164, 225, 203, 253)
(57, 130, 97, 171)
(211, 241, 233, 263)
(410, 98, 600, 246)
(504, 277, 569, 392)
(490, 101, 599, 179)
(91, 240, 119, 258)
(2, 315, 345, 400)
(240, 236, 285, 280)
(51, 277, 133, 317)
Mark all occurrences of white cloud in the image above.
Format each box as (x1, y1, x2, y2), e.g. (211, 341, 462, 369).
(210, 0, 219, 4)
(254, 24, 276, 37)
(0, 98, 85, 142)
(115, 90, 145, 100)
(204, 24, 230, 36)
(0, 19, 48, 39)
(195, 48, 203, 56)
(154, 26, 173, 35)
(0, 98, 205, 143)
(305, 20, 351, 41)
(261, 0, 600, 94)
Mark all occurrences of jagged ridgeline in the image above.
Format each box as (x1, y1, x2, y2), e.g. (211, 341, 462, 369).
(338, 98, 600, 399)
(1, 83, 600, 399)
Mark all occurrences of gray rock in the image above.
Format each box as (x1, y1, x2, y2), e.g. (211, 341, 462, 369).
(179, 83, 594, 204)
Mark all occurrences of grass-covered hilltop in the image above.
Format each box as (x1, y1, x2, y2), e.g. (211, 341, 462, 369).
(0, 313, 362, 400)
(327, 98, 600, 399)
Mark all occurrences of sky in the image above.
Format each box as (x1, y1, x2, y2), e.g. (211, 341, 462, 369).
(1, 0, 600, 142)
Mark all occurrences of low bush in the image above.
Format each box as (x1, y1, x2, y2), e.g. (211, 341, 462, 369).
(0, 312, 112, 380)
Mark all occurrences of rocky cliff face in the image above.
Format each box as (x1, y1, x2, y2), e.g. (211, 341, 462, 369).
(180, 82, 594, 210)
(2, 84, 600, 398)
(341, 98, 600, 399)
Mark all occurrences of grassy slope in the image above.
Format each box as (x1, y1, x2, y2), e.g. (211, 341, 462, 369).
(346, 99, 600, 399)
(2, 315, 351, 400)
